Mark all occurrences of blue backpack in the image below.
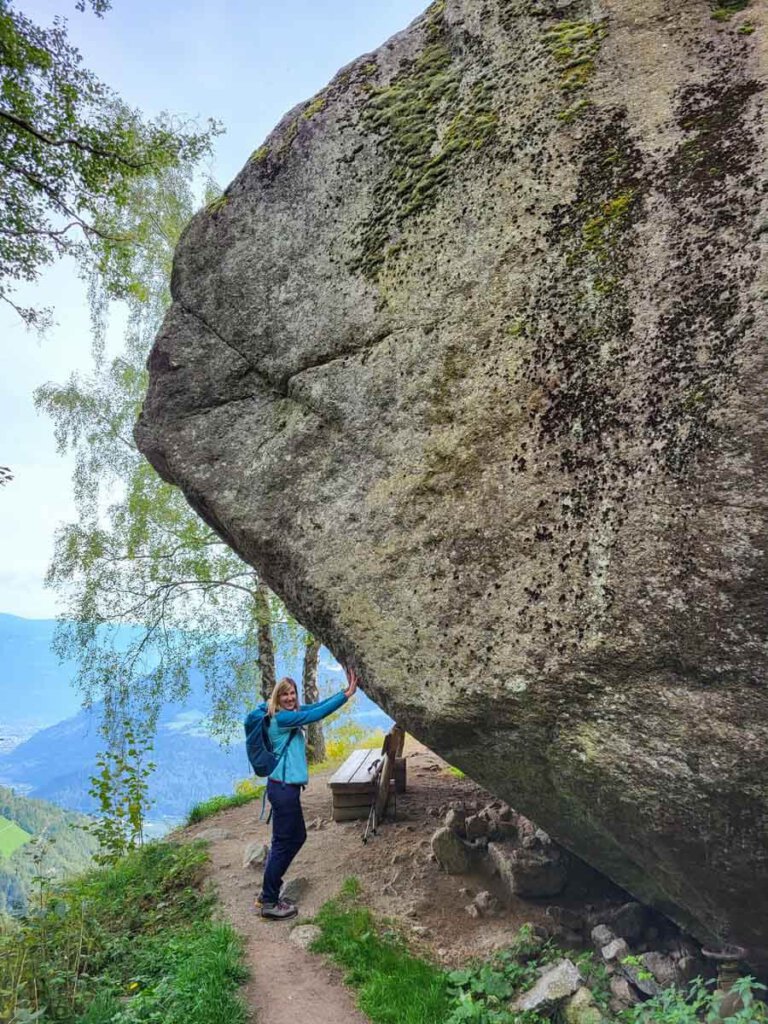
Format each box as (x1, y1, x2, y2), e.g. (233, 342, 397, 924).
(244, 702, 298, 778)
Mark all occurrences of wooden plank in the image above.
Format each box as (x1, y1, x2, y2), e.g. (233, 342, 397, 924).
(391, 726, 406, 759)
(328, 748, 370, 787)
(374, 751, 394, 822)
(332, 805, 371, 822)
(332, 792, 374, 808)
(349, 748, 380, 786)
(394, 757, 406, 794)
(328, 748, 380, 788)
(332, 781, 395, 808)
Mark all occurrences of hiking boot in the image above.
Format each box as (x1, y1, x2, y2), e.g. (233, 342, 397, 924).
(261, 899, 298, 920)
(255, 892, 297, 909)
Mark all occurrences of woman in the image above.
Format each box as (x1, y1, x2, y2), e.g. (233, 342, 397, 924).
(259, 666, 359, 919)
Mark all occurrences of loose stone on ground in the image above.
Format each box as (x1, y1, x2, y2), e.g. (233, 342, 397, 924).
(290, 924, 323, 950)
(512, 959, 582, 1013)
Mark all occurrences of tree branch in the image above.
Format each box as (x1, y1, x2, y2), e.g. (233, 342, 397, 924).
(0, 108, 155, 171)
(106, 575, 256, 620)
(121, 612, 163, 679)
(0, 293, 32, 319)
(100, 537, 223, 565)
(6, 160, 128, 244)
(0, 221, 82, 239)
(0, 292, 52, 327)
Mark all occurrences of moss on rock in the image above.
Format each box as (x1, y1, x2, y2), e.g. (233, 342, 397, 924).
(352, 1, 499, 279)
(711, 0, 750, 20)
(249, 145, 270, 164)
(542, 18, 607, 110)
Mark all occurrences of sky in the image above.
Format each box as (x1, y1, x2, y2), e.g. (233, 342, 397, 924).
(0, 0, 428, 619)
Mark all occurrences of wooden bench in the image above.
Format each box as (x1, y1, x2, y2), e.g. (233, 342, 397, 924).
(328, 747, 406, 822)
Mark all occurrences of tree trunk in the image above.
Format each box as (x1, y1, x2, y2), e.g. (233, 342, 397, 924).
(302, 634, 325, 763)
(253, 579, 275, 701)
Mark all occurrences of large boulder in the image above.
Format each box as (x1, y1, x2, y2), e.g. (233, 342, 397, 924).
(136, 0, 768, 965)
(609, 902, 647, 944)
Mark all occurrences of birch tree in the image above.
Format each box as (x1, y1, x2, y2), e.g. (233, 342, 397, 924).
(36, 163, 304, 741)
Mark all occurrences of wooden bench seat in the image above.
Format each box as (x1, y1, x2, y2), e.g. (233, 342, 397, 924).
(328, 747, 406, 822)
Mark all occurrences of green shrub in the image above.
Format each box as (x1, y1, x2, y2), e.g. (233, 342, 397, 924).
(444, 925, 555, 1024)
(86, 721, 156, 866)
(312, 721, 387, 772)
(622, 974, 767, 1024)
(0, 841, 247, 1024)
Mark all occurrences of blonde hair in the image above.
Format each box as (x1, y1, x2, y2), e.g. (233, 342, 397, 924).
(268, 676, 299, 717)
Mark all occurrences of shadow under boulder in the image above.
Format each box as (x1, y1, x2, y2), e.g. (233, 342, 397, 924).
(431, 797, 721, 1014)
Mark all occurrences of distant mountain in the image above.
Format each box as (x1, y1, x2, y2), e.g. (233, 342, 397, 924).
(0, 612, 390, 732)
(0, 613, 88, 727)
(0, 687, 391, 820)
(0, 614, 393, 819)
(0, 700, 251, 819)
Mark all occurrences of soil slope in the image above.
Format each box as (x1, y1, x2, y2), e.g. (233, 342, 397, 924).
(180, 744, 629, 1022)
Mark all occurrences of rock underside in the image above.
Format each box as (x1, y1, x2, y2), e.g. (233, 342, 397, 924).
(136, 0, 768, 964)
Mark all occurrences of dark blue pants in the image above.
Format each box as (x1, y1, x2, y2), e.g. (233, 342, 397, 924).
(262, 779, 307, 904)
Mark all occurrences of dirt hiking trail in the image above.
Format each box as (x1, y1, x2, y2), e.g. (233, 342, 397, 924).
(177, 741, 624, 1024)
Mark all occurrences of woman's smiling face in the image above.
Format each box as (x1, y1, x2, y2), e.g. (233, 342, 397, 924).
(279, 684, 298, 711)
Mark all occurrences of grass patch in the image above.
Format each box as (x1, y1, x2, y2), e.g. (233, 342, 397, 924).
(311, 883, 619, 1024)
(186, 786, 265, 825)
(0, 841, 248, 1024)
(311, 882, 768, 1024)
(311, 878, 451, 1024)
(101, 921, 247, 1024)
(0, 814, 31, 857)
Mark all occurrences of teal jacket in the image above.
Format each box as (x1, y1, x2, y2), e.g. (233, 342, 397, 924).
(268, 690, 348, 784)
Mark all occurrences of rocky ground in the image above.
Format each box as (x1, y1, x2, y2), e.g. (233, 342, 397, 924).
(177, 741, 716, 1023)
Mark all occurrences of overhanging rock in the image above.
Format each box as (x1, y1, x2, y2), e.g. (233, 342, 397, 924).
(136, 0, 768, 963)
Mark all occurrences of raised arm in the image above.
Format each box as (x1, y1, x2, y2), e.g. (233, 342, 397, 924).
(273, 665, 360, 729)
(274, 689, 347, 728)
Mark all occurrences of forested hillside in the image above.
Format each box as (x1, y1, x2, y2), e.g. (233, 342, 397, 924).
(0, 707, 249, 819)
(0, 786, 97, 916)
